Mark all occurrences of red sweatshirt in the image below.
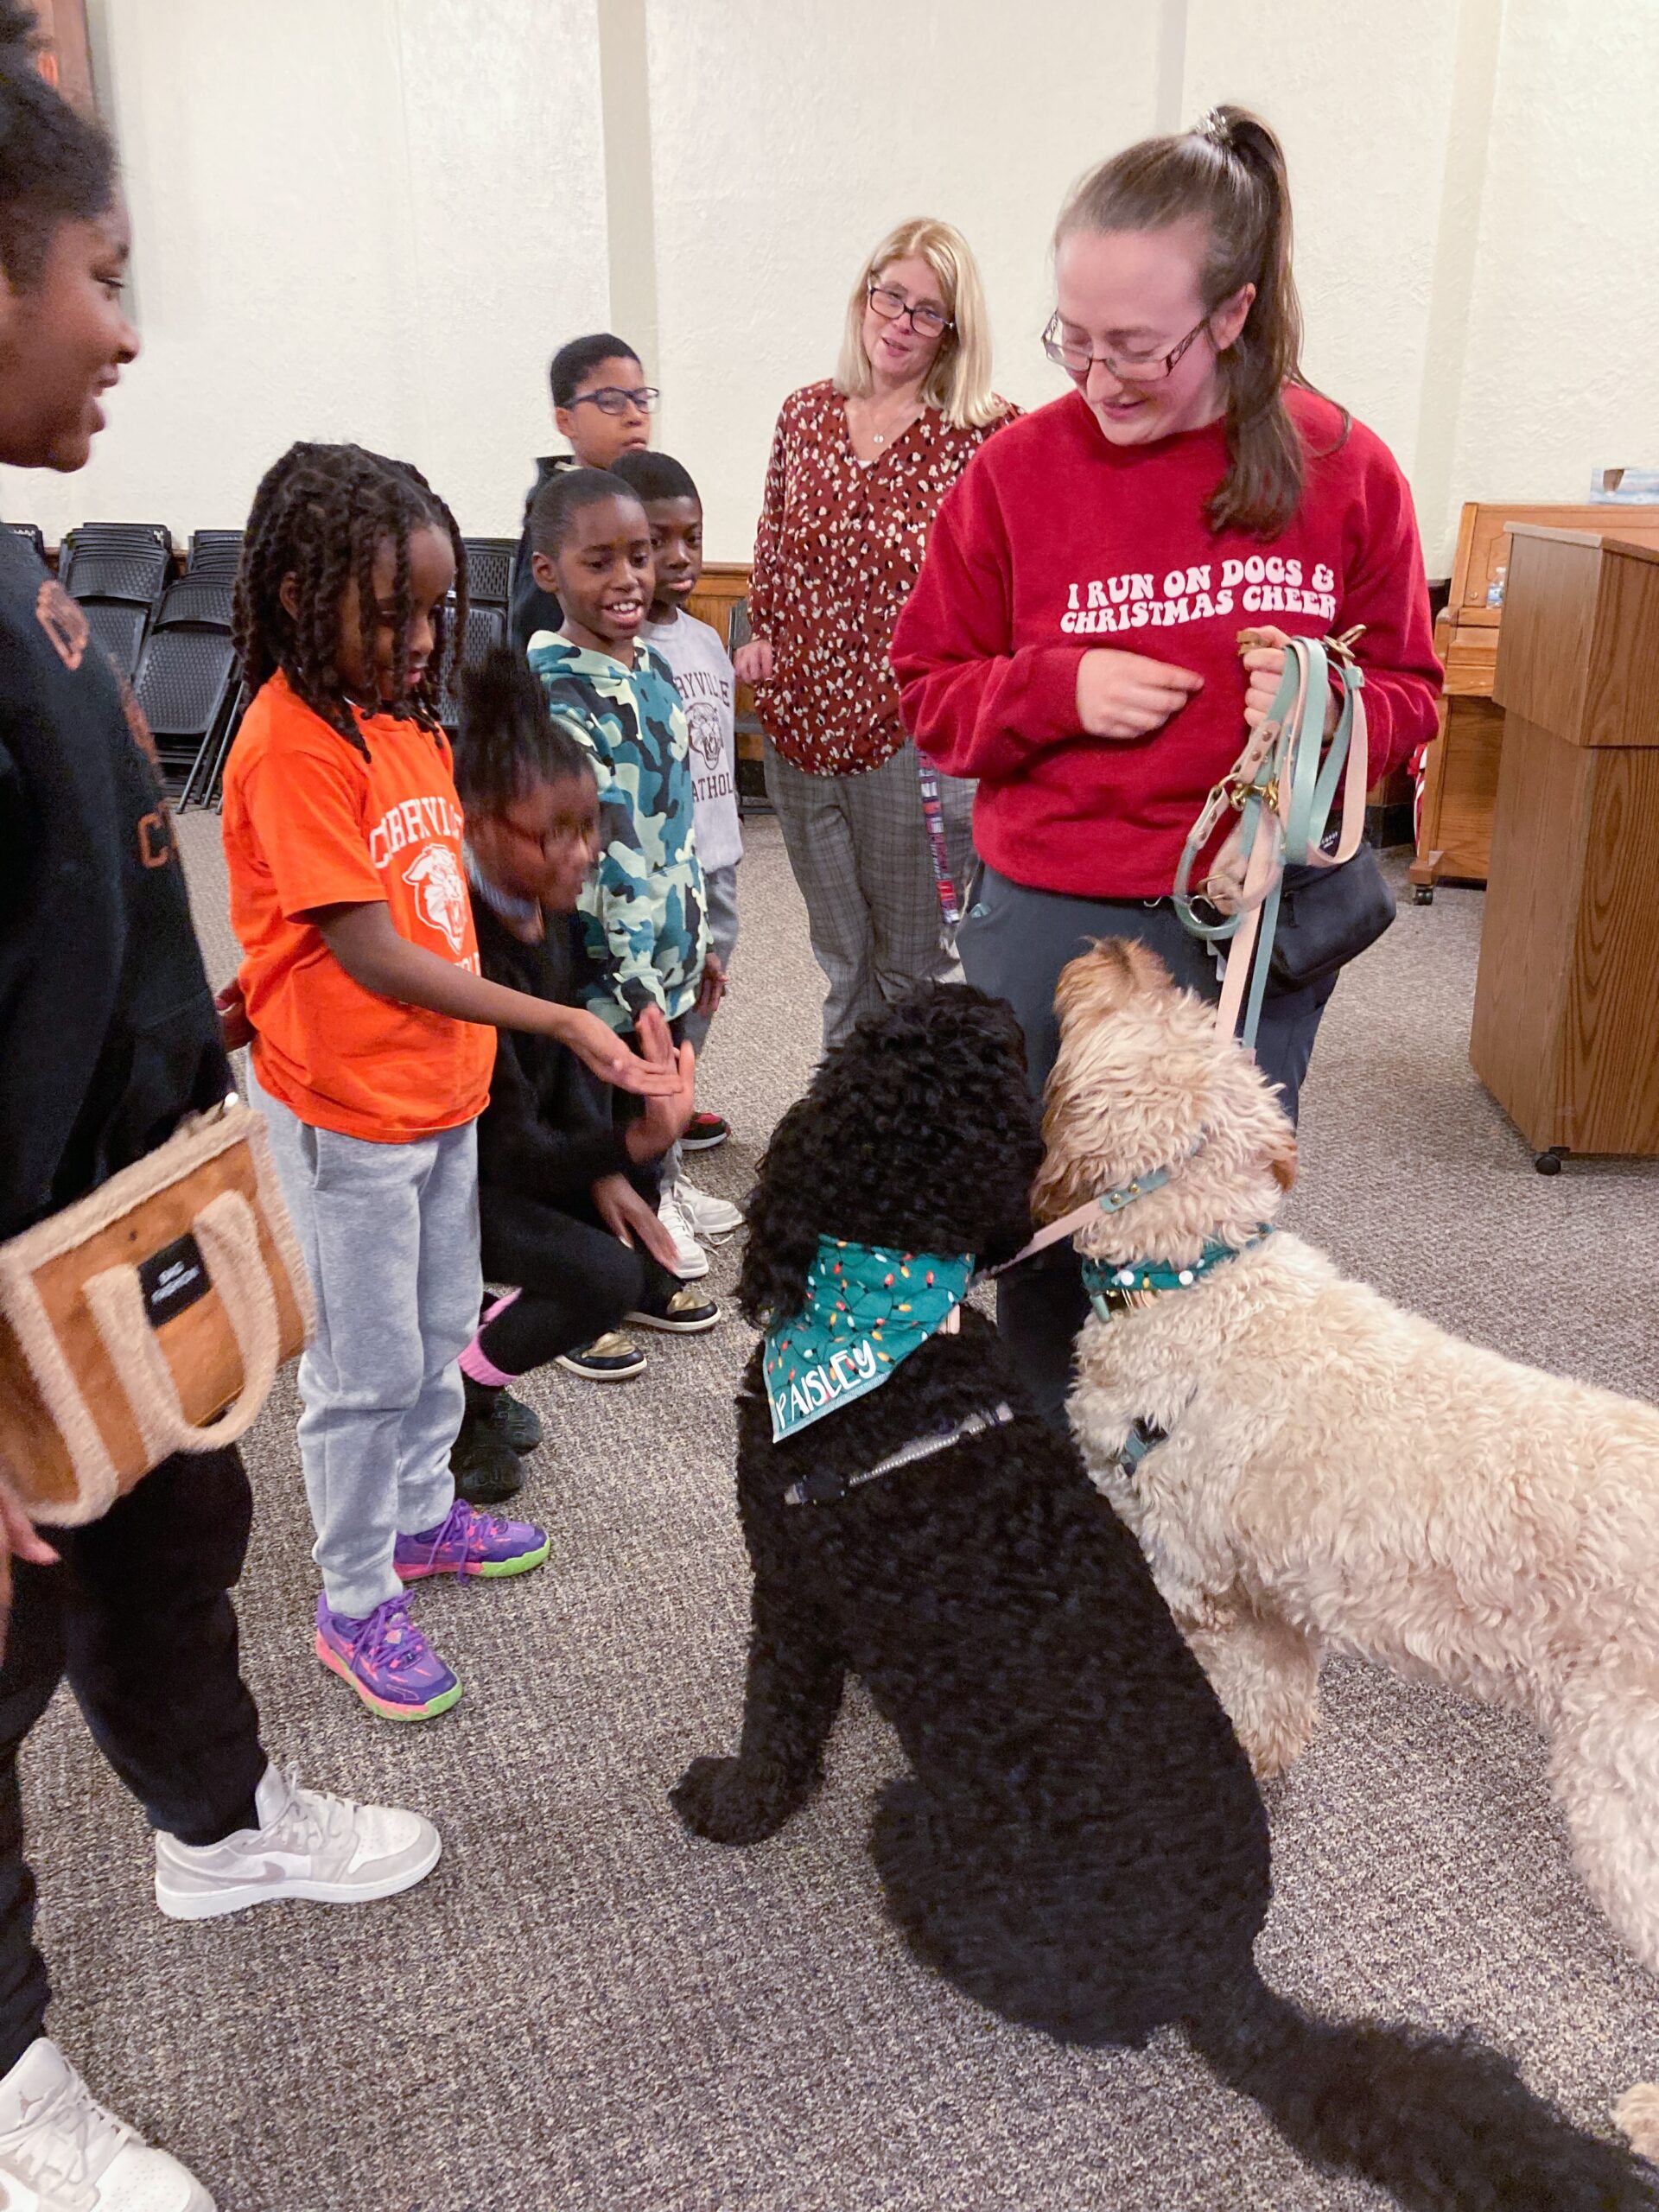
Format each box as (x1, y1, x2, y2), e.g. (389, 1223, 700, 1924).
(892, 385, 1441, 899)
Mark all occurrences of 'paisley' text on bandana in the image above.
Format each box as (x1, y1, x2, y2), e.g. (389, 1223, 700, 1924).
(762, 1237, 975, 1442)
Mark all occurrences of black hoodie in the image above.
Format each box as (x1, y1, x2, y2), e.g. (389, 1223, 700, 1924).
(507, 454, 570, 654)
(0, 528, 228, 1242)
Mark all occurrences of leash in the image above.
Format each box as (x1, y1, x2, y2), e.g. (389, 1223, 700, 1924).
(785, 1400, 1018, 1506)
(1173, 629, 1370, 1050)
(982, 1129, 1208, 1281)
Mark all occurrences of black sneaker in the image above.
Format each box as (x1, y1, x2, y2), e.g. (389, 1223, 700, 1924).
(681, 1110, 729, 1151)
(555, 1332, 647, 1382)
(626, 1285, 721, 1334)
(449, 1405, 524, 1507)
(491, 1388, 543, 1455)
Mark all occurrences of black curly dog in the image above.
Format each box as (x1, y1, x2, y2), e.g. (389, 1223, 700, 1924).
(673, 983, 1655, 2210)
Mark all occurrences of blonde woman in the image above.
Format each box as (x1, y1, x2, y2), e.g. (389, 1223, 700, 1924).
(735, 218, 1017, 1050)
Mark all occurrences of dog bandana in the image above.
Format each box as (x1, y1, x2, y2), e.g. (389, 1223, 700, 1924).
(763, 1237, 976, 1442)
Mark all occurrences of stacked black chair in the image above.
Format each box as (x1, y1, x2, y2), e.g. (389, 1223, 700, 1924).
(186, 529, 244, 578)
(438, 602, 507, 733)
(133, 572, 238, 804)
(461, 537, 516, 613)
(60, 523, 174, 683)
(5, 522, 45, 561)
(194, 683, 250, 813)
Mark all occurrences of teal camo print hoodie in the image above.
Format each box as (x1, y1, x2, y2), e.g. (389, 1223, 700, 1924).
(528, 632, 708, 1031)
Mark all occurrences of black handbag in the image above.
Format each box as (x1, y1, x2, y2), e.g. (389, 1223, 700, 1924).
(1269, 845, 1396, 989)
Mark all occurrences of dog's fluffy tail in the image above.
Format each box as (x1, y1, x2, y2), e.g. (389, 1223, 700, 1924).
(1187, 1971, 1657, 2209)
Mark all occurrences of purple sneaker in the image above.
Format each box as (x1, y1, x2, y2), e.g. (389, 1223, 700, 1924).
(315, 1594, 461, 1723)
(394, 1499, 550, 1584)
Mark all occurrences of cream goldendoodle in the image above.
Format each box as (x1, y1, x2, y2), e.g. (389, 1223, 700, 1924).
(1035, 937, 1659, 2152)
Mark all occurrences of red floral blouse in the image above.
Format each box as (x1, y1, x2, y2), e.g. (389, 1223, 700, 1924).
(747, 379, 1018, 776)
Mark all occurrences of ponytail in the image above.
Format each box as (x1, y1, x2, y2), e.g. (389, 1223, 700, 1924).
(1056, 105, 1343, 537)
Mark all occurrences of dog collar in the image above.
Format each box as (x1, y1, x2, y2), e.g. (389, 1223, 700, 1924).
(1081, 1230, 1271, 1321)
(763, 1237, 976, 1443)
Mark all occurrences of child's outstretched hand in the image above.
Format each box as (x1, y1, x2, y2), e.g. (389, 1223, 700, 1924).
(592, 1173, 684, 1274)
(554, 1004, 681, 1095)
(625, 1007, 696, 1163)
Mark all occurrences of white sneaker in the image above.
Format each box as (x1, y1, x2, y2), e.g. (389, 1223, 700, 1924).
(656, 1186, 710, 1281)
(670, 1172, 744, 1241)
(154, 1763, 440, 1922)
(0, 2037, 213, 2210)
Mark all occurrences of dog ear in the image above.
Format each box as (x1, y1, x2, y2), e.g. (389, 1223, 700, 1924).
(1268, 1130, 1297, 1192)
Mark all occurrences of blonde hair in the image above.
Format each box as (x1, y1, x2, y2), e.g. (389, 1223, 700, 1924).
(834, 217, 1003, 430)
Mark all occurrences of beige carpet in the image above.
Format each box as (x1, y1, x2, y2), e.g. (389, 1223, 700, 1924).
(18, 811, 1658, 2212)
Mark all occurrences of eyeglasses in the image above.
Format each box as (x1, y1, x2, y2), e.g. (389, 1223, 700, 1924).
(1041, 311, 1211, 384)
(867, 283, 954, 340)
(569, 385, 660, 418)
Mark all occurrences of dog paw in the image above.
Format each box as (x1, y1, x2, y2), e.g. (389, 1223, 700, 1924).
(671, 1756, 799, 1846)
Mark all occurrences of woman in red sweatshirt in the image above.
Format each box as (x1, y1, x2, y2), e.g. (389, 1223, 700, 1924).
(892, 105, 1441, 1424)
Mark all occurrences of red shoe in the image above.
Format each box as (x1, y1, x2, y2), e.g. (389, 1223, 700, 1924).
(682, 1109, 729, 1151)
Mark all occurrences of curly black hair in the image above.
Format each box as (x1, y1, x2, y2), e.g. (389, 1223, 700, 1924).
(0, 3, 117, 289)
(737, 983, 1042, 1328)
(452, 642, 594, 816)
(232, 442, 467, 759)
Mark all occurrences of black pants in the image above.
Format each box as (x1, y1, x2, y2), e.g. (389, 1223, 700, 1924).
(479, 1179, 677, 1376)
(957, 865, 1337, 1431)
(0, 1447, 266, 2071)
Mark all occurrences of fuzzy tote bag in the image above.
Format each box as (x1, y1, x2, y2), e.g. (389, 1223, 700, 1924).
(0, 1098, 313, 1525)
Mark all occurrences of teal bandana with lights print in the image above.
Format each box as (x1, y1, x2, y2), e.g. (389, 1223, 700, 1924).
(762, 1236, 976, 1443)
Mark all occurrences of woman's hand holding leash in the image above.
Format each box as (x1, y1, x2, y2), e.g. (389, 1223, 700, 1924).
(1241, 626, 1338, 738)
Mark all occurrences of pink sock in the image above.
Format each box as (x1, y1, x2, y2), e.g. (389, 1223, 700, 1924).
(461, 1288, 521, 1389)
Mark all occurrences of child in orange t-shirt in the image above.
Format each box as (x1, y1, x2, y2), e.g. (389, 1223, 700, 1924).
(221, 442, 678, 1722)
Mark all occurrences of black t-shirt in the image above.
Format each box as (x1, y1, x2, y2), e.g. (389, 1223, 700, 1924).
(507, 454, 569, 654)
(0, 528, 228, 1242)
(474, 898, 627, 1212)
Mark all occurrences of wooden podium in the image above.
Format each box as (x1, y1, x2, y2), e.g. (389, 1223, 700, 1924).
(1470, 527, 1659, 1168)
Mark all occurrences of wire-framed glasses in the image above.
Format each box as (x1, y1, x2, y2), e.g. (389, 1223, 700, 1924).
(1041, 311, 1211, 384)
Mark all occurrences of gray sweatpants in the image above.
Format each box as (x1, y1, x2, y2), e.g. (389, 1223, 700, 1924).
(251, 1067, 480, 1618)
(763, 739, 974, 1054)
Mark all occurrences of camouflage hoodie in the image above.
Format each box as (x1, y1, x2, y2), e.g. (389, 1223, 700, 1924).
(527, 632, 708, 1030)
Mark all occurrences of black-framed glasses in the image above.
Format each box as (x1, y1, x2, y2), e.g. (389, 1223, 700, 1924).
(1041, 311, 1211, 384)
(569, 385, 660, 418)
(867, 282, 954, 340)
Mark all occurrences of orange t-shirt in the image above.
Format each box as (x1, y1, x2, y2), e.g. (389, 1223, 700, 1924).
(221, 673, 495, 1142)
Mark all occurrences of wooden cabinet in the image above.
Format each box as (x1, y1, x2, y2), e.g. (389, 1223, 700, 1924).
(1412, 500, 1659, 899)
(1470, 529, 1659, 1165)
(684, 562, 761, 766)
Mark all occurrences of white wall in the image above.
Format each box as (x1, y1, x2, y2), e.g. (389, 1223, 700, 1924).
(1446, 0, 1659, 533)
(0, 0, 610, 542)
(643, 0, 1163, 560)
(3, 0, 1656, 572)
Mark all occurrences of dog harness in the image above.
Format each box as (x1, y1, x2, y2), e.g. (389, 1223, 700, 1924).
(1083, 1230, 1270, 1485)
(762, 1236, 976, 1443)
(784, 1402, 1019, 1507)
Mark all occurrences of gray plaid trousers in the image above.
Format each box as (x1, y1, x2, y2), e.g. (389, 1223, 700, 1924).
(763, 739, 975, 1053)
